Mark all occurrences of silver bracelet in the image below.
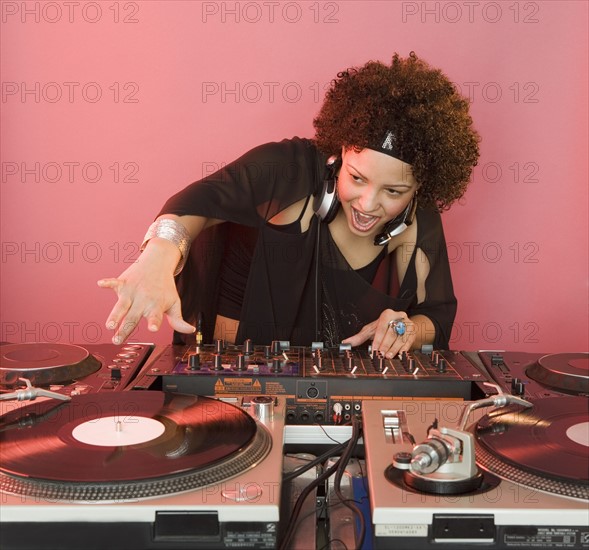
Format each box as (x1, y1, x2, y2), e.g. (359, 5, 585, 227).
(141, 219, 192, 276)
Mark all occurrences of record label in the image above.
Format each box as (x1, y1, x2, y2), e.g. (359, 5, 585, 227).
(72, 416, 166, 447)
(566, 422, 589, 447)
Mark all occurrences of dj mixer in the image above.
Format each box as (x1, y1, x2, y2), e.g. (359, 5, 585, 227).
(129, 340, 492, 424)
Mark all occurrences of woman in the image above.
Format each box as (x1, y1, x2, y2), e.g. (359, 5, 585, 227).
(98, 53, 479, 358)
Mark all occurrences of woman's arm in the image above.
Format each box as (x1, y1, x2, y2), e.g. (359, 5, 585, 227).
(97, 214, 214, 344)
(98, 138, 320, 344)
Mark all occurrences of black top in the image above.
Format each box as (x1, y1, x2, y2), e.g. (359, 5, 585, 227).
(160, 137, 457, 348)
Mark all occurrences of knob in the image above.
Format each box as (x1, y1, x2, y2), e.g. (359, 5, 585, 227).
(345, 353, 354, 371)
(437, 358, 447, 373)
(236, 354, 247, 371)
(511, 378, 525, 396)
(271, 357, 282, 373)
(213, 354, 224, 371)
(407, 357, 416, 373)
(373, 351, 384, 372)
(188, 353, 201, 370)
(243, 339, 253, 355)
(251, 396, 274, 421)
(315, 353, 323, 371)
(338, 343, 352, 355)
(214, 339, 224, 354)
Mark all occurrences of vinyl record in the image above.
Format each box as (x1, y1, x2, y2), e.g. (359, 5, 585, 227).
(476, 397, 589, 493)
(0, 392, 270, 500)
(0, 342, 101, 387)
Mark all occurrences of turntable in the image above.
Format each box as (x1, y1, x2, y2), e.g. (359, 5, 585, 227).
(0, 342, 154, 396)
(0, 392, 285, 549)
(467, 351, 589, 399)
(363, 396, 589, 549)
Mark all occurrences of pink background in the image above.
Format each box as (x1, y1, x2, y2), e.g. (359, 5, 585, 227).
(1, 0, 588, 353)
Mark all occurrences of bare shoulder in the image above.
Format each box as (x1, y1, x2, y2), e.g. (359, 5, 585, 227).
(388, 219, 418, 286)
(387, 218, 418, 261)
(268, 197, 315, 231)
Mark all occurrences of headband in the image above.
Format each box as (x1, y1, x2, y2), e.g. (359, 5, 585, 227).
(366, 130, 412, 165)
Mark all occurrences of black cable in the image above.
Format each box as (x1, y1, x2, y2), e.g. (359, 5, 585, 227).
(314, 217, 322, 340)
(278, 421, 361, 550)
(283, 439, 349, 484)
(278, 454, 342, 550)
(317, 421, 349, 445)
(332, 416, 366, 549)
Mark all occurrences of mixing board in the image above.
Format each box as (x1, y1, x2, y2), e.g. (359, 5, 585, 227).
(131, 341, 492, 424)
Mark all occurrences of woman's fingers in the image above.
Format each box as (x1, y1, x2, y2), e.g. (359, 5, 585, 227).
(345, 309, 417, 358)
(341, 320, 377, 347)
(166, 300, 196, 334)
(98, 275, 194, 344)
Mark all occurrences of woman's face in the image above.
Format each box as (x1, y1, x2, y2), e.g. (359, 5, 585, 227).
(337, 147, 419, 238)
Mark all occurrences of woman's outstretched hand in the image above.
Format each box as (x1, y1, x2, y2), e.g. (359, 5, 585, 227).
(97, 239, 195, 344)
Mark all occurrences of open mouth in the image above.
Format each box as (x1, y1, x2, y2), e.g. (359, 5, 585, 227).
(351, 207, 380, 233)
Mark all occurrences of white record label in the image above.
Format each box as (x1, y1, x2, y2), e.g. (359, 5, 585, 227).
(566, 422, 589, 447)
(72, 416, 166, 447)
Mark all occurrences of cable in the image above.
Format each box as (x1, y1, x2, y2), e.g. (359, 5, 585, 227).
(278, 419, 361, 550)
(317, 421, 348, 445)
(283, 439, 349, 484)
(279, 454, 341, 550)
(314, 217, 322, 340)
(331, 416, 366, 549)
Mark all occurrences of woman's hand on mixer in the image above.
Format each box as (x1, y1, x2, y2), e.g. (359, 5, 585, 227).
(342, 309, 419, 358)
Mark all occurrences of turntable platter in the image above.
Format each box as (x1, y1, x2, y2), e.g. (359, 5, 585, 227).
(526, 352, 589, 395)
(0, 392, 272, 501)
(475, 397, 589, 500)
(0, 342, 101, 386)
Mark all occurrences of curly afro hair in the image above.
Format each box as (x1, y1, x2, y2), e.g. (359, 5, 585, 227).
(313, 52, 480, 210)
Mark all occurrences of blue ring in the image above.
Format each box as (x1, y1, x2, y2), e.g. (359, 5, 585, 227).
(391, 319, 406, 336)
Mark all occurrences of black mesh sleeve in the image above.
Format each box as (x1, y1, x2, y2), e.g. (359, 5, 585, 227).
(159, 137, 321, 225)
(409, 207, 457, 349)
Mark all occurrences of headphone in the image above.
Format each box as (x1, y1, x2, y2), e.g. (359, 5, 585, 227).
(312, 155, 341, 224)
(313, 155, 417, 246)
